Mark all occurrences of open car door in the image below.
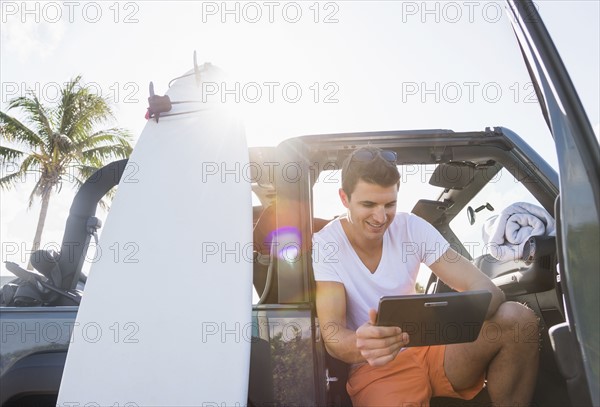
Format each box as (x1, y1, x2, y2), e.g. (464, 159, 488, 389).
(507, 1, 600, 405)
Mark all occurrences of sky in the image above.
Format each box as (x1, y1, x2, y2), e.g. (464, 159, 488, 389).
(1, 0, 599, 276)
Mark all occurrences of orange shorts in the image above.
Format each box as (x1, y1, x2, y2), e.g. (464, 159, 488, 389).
(346, 345, 485, 407)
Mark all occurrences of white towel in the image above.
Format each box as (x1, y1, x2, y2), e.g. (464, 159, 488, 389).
(482, 202, 556, 262)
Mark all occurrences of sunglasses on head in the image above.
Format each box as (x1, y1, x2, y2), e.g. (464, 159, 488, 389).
(350, 149, 397, 164)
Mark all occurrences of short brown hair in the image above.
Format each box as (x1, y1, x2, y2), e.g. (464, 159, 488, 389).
(341, 147, 400, 198)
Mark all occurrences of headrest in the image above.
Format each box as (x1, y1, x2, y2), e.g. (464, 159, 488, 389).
(30, 249, 62, 288)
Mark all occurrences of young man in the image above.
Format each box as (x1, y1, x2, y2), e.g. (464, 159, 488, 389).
(313, 147, 539, 406)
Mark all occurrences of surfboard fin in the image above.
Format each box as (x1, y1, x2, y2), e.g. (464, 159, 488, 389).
(147, 81, 172, 123)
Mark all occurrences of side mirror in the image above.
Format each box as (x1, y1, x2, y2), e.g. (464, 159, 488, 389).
(467, 203, 494, 225)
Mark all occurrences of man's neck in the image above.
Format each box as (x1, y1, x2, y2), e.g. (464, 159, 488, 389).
(340, 218, 383, 253)
(340, 218, 383, 274)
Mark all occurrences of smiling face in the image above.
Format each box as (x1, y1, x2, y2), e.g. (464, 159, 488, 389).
(339, 179, 399, 244)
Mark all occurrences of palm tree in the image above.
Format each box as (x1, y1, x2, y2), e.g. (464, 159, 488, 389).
(0, 75, 133, 268)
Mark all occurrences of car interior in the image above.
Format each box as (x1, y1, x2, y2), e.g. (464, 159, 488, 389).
(249, 128, 572, 406)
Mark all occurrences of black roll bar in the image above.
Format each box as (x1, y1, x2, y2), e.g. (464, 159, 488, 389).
(58, 159, 128, 290)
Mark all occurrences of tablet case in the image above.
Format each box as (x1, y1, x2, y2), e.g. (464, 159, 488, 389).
(376, 290, 492, 347)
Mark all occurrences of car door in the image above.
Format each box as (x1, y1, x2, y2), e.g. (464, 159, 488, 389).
(249, 142, 324, 407)
(507, 1, 600, 405)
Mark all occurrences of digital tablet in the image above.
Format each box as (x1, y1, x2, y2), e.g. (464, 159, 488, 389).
(376, 290, 492, 347)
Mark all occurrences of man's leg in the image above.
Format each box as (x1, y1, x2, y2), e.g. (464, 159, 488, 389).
(347, 347, 434, 406)
(444, 301, 540, 406)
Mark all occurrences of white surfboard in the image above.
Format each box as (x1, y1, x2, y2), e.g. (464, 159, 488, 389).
(58, 63, 253, 406)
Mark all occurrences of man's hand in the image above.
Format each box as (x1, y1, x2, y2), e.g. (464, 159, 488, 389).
(356, 309, 409, 367)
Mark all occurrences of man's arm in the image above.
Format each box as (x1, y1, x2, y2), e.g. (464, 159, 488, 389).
(429, 248, 505, 319)
(316, 281, 408, 366)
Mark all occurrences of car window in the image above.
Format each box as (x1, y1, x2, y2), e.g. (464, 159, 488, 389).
(450, 168, 543, 261)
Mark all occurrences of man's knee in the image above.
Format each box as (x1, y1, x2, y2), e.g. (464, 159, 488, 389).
(495, 301, 539, 323)
(492, 301, 540, 345)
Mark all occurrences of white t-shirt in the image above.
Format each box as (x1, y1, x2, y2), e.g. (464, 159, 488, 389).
(312, 213, 450, 332)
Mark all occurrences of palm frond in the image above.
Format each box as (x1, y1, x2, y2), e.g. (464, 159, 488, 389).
(0, 154, 41, 190)
(74, 128, 132, 150)
(0, 110, 45, 149)
(82, 144, 133, 163)
(30, 92, 55, 140)
(0, 145, 26, 161)
(99, 186, 117, 211)
(57, 76, 86, 137)
(27, 177, 45, 208)
(6, 93, 54, 141)
(72, 164, 102, 182)
(18, 154, 40, 173)
(0, 170, 28, 191)
(58, 78, 115, 142)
